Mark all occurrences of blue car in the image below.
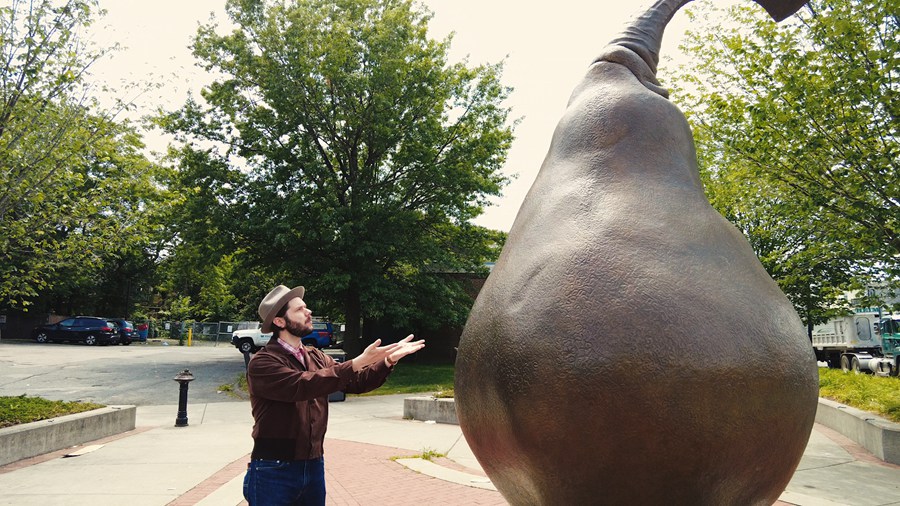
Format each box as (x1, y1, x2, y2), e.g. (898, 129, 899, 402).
(105, 318, 137, 345)
(32, 317, 119, 346)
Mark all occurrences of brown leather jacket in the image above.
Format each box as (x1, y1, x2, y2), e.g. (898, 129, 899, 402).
(247, 338, 392, 460)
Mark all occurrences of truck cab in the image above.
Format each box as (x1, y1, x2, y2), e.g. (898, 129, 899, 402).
(231, 320, 335, 354)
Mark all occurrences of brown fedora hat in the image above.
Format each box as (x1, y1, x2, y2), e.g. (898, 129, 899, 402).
(258, 285, 305, 333)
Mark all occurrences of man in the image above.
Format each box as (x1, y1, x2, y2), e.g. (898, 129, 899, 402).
(243, 285, 425, 505)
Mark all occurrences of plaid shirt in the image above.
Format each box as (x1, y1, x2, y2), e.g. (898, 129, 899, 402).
(277, 337, 307, 367)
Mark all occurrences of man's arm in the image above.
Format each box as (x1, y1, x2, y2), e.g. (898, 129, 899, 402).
(350, 334, 425, 372)
(348, 335, 424, 372)
(248, 352, 356, 402)
(343, 334, 425, 394)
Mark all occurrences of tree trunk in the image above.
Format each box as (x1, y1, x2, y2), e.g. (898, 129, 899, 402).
(342, 280, 363, 358)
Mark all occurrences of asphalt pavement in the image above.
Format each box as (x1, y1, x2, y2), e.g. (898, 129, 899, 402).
(0, 339, 245, 405)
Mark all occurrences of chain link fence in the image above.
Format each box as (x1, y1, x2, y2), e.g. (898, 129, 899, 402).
(142, 320, 260, 346)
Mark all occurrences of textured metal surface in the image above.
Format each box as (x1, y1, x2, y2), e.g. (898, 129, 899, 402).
(755, 0, 809, 21)
(455, 1, 817, 504)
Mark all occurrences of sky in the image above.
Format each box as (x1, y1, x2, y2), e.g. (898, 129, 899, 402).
(86, 0, 740, 232)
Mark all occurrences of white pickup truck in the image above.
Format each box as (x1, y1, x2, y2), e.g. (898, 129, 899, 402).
(231, 321, 335, 354)
(231, 327, 271, 354)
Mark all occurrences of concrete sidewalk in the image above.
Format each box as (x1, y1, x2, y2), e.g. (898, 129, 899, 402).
(0, 394, 898, 505)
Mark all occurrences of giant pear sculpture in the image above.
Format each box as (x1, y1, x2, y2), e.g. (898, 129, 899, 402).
(455, 0, 818, 504)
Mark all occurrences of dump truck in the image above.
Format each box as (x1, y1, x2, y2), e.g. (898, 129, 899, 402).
(812, 311, 900, 376)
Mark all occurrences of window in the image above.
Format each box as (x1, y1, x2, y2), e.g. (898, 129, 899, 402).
(855, 317, 872, 341)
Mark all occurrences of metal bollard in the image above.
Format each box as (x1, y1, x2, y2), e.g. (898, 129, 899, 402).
(173, 369, 195, 427)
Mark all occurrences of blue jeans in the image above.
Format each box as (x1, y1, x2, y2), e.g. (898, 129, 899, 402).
(243, 457, 326, 506)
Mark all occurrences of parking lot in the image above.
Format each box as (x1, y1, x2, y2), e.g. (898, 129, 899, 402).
(0, 339, 247, 406)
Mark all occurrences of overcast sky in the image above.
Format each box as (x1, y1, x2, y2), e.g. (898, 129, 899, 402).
(87, 0, 741, 232)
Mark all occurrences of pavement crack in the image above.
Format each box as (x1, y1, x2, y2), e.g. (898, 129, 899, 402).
(798, 460, 855, 471)
(446, 432, 464, 454)
(0, 373, 39, 388)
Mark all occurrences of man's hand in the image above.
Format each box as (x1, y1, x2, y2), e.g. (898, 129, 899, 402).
(350, 334, 425, 372)
(384, 334, 425, 366)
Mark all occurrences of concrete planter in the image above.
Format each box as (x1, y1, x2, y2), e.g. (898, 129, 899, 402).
(0, 405, 136, 466)
(816, 397, 900, 465)
(404, 396, 900, 466)
(403, 397, 458, 425)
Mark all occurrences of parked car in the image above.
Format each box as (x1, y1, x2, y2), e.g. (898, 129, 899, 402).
(105, 318, 136, 345)
(231, 320, 336, 354)
(307, 321, 336, 349)
(231, 327, 267, 354)
(32, 317, 120, 346)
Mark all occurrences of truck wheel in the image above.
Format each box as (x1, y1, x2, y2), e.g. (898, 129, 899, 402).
(238, 339, 255, 354)
(840, 355, 851, 372)
(850, 356, 861, 374)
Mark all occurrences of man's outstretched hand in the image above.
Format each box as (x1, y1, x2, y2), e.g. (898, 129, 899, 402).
(351, 334, 425, 372)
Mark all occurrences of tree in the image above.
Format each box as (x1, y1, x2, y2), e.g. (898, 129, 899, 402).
(151, 145, 248, 320)
(668, 0, 898, 327)
(0, 0, 167, 312)
(163, 0, 514, 355)
(39, 122, 173, 318)
(697, 145, 857, 334)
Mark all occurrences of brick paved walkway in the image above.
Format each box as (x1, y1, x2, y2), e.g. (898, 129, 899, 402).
(183, 435, 869, 506)
(323, 440, 506, 505)
(179, 438, 508, 506)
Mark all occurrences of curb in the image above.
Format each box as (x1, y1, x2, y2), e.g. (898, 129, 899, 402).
(395, 458, 496, 490)
(0, 405, 136, 466)
(816, 397, 900, 465)
(403, 397, 458, 424)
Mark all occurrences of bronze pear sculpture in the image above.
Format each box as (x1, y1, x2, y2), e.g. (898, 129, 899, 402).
(455, 0, 818, 504)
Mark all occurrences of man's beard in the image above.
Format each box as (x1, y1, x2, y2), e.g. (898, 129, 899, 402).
(282, 313, 312, 337)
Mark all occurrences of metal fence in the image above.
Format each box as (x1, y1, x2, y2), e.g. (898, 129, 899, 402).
(146, 321, 260, 346)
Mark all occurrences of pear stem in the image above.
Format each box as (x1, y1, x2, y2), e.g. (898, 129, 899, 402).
(607, 0, 694, 77)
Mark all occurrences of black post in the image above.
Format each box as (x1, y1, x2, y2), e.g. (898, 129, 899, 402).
(175, 382, 189, 426)
(173, 369, 194, 427)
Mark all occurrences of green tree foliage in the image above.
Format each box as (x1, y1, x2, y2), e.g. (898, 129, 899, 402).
(0, 0, 169, 313)
(696, 147, 857, 332)
(668, 0, 898, 329)
(152, 146, 249, 321)
(197, 253, 241, 322)
(162, 0, 514, 353)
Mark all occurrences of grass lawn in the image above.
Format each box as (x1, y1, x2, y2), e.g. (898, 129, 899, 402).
(818, 368, 900, 422)
(352, 363, 455, 397)
(220, 363, 455, 398)
(0, 395, 105, 429)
